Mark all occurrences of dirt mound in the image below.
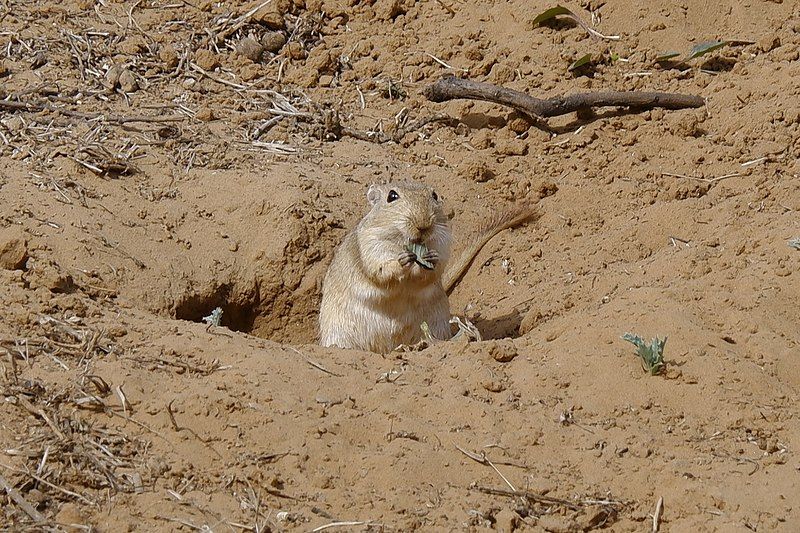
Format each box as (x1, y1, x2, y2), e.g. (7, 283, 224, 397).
(1, 0, 798, 530)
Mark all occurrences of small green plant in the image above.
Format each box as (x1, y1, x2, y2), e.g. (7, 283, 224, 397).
(202, 307, 223, 327)
(568, 53, 593, 71)
(532, 5, 620, 40)
(788, 237, 800, 250)
(405, 242, 434, 270)
(655, 40, 728, 65)
(622, 333, 666, 375)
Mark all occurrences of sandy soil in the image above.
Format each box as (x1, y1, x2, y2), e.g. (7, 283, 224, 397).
(1, 0, 799, 531)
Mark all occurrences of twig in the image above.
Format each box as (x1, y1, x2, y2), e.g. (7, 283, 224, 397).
(14, 396, 66, 440)
(209, 0, 273, 45)
(288, 347, 342, 377)
(312, 521, 370, 532)
(166, 400, 222, 458)
(455, 445, 516, 491)
(0, 473, 46, 523)
(423, 76, 704, 121)
(423, 52, 468, 72)
(0, 463, 95, 505)
(188, 62, 248, 90)
(661, 171, 742, 183)
(652, 496, 663, 532)
(474, 485, 582, 511)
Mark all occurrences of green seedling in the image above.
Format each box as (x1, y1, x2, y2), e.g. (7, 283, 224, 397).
(569, 53, 593, 71)
(405, 242, 434, 270)
(532, 5, 620, 40)
(622, 333, 666, 375)
(788, 237, 800, 250)
(654, 51, 681, 63)
(202, 307, 223, 327)
(687, 40, 728, 60)
(655, 40, 728, 65)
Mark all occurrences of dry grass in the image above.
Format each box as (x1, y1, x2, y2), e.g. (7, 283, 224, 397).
(0, 313, 156, 528)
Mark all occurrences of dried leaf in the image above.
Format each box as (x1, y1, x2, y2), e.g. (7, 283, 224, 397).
(687, 40, 727, 60)
(654, 51, 681, 62)
(531, 6, 572, 26)
(569, 53, 593, 71)
(532, 5, 620, 40)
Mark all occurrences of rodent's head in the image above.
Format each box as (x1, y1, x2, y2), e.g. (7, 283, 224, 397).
(363, 181, 450, 249)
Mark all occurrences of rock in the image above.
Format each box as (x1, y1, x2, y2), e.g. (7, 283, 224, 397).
(118, 69, 138, 92)
(0, 228, 28, 270)
(519, 309, 544, 335)
(458, 157, 494, 183)
(118, 35, 147, 55)
(307, 49, 334, 73)
(482, 379, 506, 393)
(490, 63, 515, 84)
(237, 37, 264, 62)
(495, 508, 520, 532)
(159, 45, 179, 69)
(195, 107, 215, 122)
(284, 42, 307, 60)
(758, 34, 781, 53)
(25, 260, 73, 292)
(253, 0, 290, 29)
(240, 64, 261, 81)
(194, 49, 219, 71)
(105, 65, 123, 89)
(507, 113, 533, 134)
(496, 138, 528, 156)
(489, 341, 518, 363)
(376, 0, 405, 20)
(261, 31, 287, 53)
(55, 502, 86, 532)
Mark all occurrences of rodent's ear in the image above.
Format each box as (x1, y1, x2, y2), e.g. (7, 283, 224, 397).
(366, 184, 383, 206)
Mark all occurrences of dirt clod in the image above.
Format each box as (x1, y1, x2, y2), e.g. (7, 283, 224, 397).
(261, 31, 287, 53)
(237, 37, 265, 62)
(194, 49, 220, 70)
(0, 228, 27, 270)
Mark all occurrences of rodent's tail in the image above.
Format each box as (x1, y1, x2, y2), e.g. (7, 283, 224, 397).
(442, 205, 541, 293)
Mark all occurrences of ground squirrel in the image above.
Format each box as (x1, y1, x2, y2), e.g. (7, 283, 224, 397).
(319, 181, 539, 353)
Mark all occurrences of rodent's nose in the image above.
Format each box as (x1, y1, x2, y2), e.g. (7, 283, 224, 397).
(406, 212, 436, 242)
(410, 221, 433, 243)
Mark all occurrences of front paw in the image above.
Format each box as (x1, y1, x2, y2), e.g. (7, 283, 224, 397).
(421, 249, 439, 266)
(398, 250, 417, 268)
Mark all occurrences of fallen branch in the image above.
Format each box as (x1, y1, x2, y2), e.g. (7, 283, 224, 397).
(422, 76, 704, 121)
(475, 485, 583, 511)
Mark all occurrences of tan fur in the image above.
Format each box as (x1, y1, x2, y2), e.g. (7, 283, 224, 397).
(442, 205, 541, 293)
(319, 181, 538, 353)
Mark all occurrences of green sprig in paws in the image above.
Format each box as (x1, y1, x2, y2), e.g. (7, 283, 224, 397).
(405, 242, 434, 270)
(622, 333, 666, 375)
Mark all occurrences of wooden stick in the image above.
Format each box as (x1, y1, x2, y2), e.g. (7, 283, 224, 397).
(652, 496, 663, 532)
(423, 76, 704, 119)
(0, 473, 46, 523)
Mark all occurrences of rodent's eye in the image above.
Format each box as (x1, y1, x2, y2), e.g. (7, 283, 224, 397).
(432, 191, 439, 201)
(387, 190, 399, 203)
